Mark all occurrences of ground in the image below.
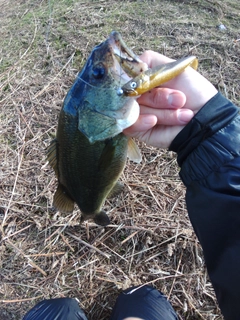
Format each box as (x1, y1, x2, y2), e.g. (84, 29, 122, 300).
(0, 0, 239, 319)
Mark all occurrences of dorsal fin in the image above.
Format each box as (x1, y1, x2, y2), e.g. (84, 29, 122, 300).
(47, 139, 58, 176)
(53, 184, 75, 213)
(127, 138, 142, 163)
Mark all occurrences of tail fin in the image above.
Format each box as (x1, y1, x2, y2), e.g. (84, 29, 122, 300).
(81, 211, 110, 226)
(93, 211, 110, 226)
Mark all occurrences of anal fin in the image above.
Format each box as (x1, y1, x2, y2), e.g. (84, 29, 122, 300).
(53, 184, 74, 213)
(127, 138, 142, 163)
(108, 181, 124, 199)
(47, 139, 58, 176)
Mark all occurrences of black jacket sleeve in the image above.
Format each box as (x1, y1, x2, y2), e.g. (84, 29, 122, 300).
(169, 92, 240, 320)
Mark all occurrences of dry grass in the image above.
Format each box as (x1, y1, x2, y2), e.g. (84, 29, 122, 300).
(0, 0, 239, 319)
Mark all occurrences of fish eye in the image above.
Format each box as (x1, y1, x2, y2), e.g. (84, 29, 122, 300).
(130, 81, 137, 89)
(92, 65, 105, 79)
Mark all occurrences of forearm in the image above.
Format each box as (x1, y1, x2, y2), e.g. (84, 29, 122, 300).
(170, 93, 240, 319)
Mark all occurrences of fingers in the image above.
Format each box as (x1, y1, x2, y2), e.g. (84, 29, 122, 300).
(137, 87, 186, 109)
(145, 125, 184, 149)
(125, 124, 185, 149)
(124, 107, 193, 136)
(124, 87, 194, 139)
(137, 87, 194, 126)
(139, 50, 173, 68)
(124, 114, 157, 135)
(140, 105, 194, 124)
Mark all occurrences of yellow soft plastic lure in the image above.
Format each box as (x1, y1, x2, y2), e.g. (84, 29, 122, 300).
(121, 56, 198, 96)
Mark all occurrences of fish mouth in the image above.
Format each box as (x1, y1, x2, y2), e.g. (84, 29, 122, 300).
(108, 31, 148, 79)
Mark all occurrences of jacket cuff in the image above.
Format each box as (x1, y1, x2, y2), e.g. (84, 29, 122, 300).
(169, 92, 239, 167)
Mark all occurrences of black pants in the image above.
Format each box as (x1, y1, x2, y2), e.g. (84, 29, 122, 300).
(23, 285, 178, 320)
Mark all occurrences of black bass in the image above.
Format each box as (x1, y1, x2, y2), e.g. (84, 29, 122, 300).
(48, 31, 146, 226)
(48, 31, 198, 226)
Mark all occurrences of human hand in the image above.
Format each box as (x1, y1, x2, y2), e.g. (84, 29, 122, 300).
(124, 50, 218, 148)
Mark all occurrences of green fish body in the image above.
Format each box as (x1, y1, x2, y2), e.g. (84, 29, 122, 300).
(48, 113, 128, 226)
(48, 32, 145, 226)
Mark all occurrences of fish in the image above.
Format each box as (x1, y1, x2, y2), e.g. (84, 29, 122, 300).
(47, 31, 198, 226)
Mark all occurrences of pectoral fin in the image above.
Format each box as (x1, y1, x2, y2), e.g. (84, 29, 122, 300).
(127, 138, 142, 163)
(53, 184, 74, 213)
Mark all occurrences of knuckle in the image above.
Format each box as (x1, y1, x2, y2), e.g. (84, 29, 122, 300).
(152, 88, 165, 106)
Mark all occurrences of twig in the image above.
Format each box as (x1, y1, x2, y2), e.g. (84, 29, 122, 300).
(1, 295, 43, 304)
(26, 252, 65, 257)
(33, 52, 75, 99)
(121, 230, 138, 244)
(65, 231, 111, 259)
(167, 250, 183, 299)
(100, 242, 128, 262)
(0, 12, 38, 91)
(147, 185, 162, 209)
(2, 225, 31, 241)
(1, 131, 26, 231)
(6, 240, 47, 277)
(131, 232, 184, 260)
(124, 274, 184, 295)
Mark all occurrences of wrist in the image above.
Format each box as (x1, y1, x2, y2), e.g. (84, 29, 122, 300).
(169, 92, 239, 166)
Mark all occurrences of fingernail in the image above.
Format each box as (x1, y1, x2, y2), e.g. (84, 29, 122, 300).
(177, 109, 194, 123)
(168, 92, 183, 107)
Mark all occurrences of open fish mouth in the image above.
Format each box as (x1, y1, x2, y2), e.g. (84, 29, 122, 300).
(109, 31, 148, 80)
